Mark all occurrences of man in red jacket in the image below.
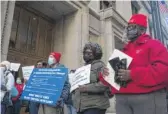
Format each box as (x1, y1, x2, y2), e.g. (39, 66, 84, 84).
(101, 14, 168, 114)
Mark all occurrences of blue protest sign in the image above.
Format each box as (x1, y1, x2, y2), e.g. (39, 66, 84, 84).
(20, 68, 68, 106)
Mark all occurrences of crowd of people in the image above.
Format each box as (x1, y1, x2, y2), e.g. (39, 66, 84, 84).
(1, 14, 168, 114)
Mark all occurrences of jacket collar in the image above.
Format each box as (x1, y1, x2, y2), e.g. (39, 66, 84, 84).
(85, 60, 102, 65)
(123, 34, 150, 50)
(135, 34, 150, 44)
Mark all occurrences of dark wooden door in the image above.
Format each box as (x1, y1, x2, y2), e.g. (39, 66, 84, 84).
(7, 4, 54, 66)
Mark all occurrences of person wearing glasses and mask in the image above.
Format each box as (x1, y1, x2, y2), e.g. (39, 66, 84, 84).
(101, 14, 168, 114)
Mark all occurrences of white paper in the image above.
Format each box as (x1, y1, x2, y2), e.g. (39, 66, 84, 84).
(10, 63, 21, 71)
(104, 49, 133, 90)
(22, 66, 34, 80)
(69, 64, 91, 92)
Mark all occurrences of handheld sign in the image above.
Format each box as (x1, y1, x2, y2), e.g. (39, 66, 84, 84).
(69, 64, 91, 92)
(10, 63, 21, 71)
(22, 66, 34, 80)
(20, 68, 68, 106)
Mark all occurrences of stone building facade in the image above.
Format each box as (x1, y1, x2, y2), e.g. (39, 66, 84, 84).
(1, 1, 156, 114)
(1, 1, 90, 69)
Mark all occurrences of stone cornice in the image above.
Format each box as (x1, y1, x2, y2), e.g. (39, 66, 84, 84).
(80, 1, 90, 6)
(100, 7, 127, 28)
(69, 1, 90, 9)
(89, 8, 100, 20)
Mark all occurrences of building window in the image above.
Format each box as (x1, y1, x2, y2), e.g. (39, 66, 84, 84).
(100, 1, 116, 10)
(131, 2, 139, 14)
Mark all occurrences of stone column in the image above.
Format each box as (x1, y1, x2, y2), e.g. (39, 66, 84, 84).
(101, 18, 115, 63)
(52, 2, 89, 69)
(1, 1, 15, 61)
(100, 11, 116, 114)
(1, 1, 8, 33)
(78, 7, 89, 66)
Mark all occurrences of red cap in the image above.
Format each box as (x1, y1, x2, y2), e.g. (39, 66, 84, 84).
(128, 14, 147, 27)
(50, 52, 61, 62)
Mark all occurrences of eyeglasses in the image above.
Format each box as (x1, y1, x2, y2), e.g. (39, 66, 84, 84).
(127, 24, 137, 31)
(37, 63, 42, 66)
(83, 50, 93, 56)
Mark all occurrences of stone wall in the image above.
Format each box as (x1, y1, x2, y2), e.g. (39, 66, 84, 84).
(1, 1, 15, 61)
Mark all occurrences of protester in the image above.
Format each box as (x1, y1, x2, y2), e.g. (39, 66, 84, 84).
(72, 42, 110, 114)
(0, 61, 15, 114)
(6, 69, 20, 114)
(38, 52, 70, 114)
(28, 60, 47, 114)
(101, 14, 168, 114)
(35, 60, 47, 68)
(12, 76, 24, 114)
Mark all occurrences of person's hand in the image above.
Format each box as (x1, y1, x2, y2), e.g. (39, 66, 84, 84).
(102, 67, 109, 77)
(118, 69, 131, 81)
(78, 85, 87, 92)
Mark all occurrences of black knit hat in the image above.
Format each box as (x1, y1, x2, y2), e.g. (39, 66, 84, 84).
(83, 42, 103, 60)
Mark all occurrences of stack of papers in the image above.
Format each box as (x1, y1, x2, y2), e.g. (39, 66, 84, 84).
(104, 49, 133, 90)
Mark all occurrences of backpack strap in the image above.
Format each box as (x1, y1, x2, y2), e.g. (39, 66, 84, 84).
(4, 70, 11, 85)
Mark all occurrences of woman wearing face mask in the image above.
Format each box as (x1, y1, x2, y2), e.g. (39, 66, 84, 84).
(71, 42, 110, 114)
(38, 52, 70, 114)
(12, 76, 24, 114)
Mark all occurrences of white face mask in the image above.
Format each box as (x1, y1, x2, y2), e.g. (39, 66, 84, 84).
(16, 78, 22, 84)
(48, 57, 55, 65)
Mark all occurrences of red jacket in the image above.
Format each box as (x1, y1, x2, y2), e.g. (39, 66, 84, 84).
(12, 83, 24, 101)
(100, 34, 168, 94)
